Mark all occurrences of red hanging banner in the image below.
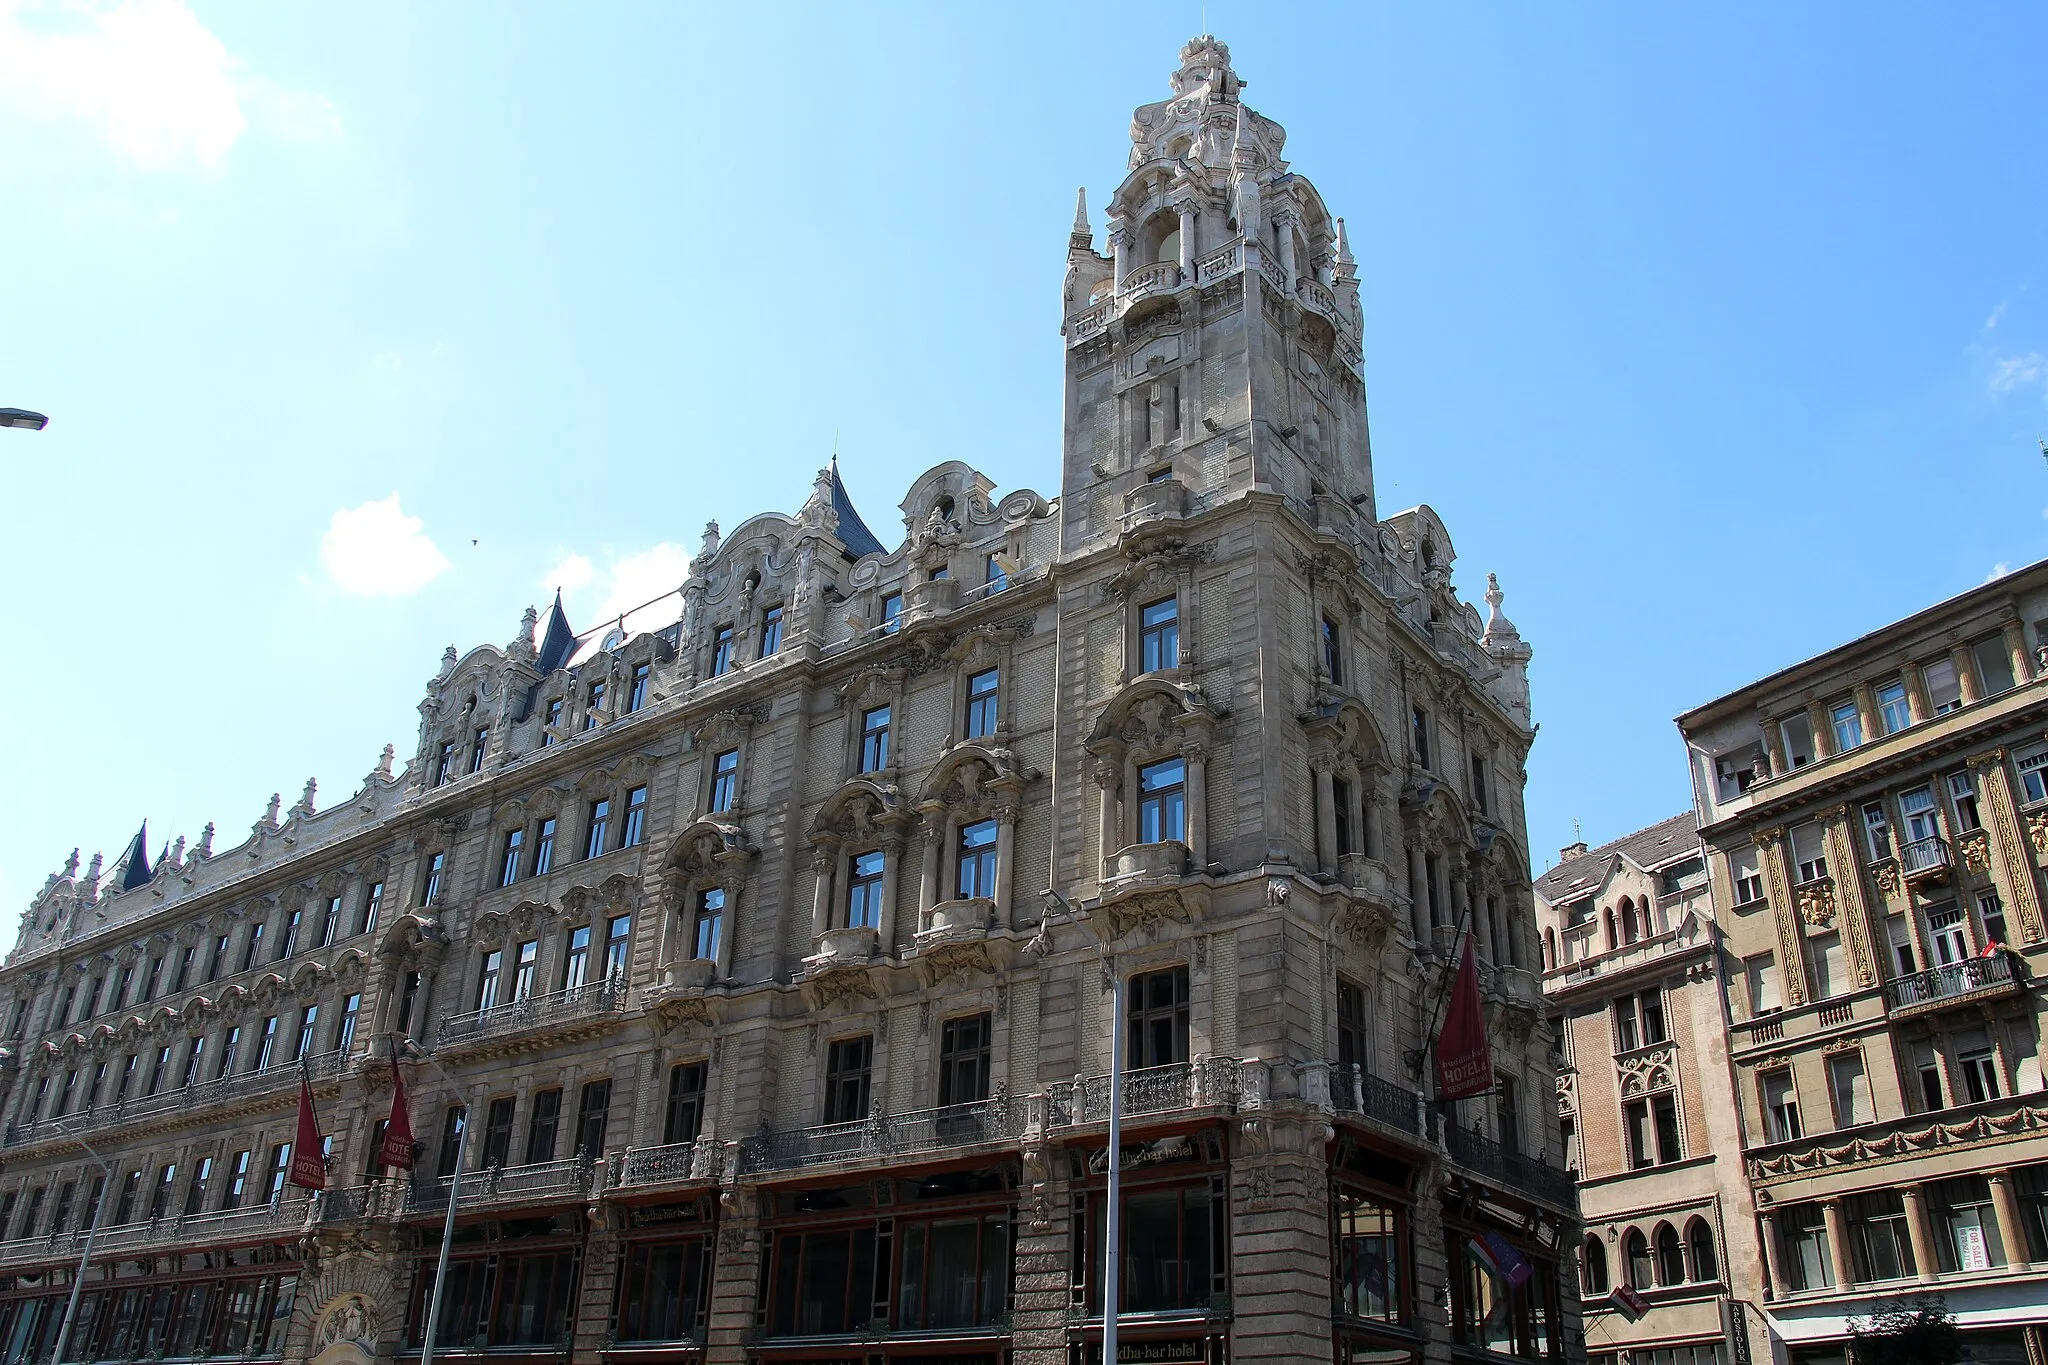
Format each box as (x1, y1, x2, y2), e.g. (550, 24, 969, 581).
(289, 1075, 327, 1189)
(381, 1060, 419, 1171)
(1434, 934, 1495, 1100)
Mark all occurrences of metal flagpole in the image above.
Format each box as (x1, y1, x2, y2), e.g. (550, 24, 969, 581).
(415, 1056, 468, 1365)
(1103, 960, 1125, 1365)
(51, 1134, 112, 1365)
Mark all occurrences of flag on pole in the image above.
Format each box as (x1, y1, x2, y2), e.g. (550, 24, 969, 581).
(380, 1060, 419, 1171)
(1610, 1283, 1651, 1320)
(1435, 934, 1494, 1100)
(1475, 1231, 1533, 1289)
(289, 1074, 327, 1189)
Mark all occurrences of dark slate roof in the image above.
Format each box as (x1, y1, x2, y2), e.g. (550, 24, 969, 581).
(1534, 811, 1699, 902)
(536, 591, 577, 674)
(830, 464, 889, 560)
(117, 822, 152, 892)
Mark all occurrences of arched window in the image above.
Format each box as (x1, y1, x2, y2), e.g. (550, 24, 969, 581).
(1655, 1223, 1684, 1285)
(1687, 1218, 1718, 1283)
(1544, 927, 1558, 971)
(1620, 897, 1640, 945)
(1603, 909, 1617, 952)
(1582, 1236, 1608, 1294)
(1625, 1229, 1653, 1290)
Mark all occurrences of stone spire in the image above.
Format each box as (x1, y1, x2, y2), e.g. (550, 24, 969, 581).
(1481, 572, 1533, 729)
(1070, 187, 1092, 254)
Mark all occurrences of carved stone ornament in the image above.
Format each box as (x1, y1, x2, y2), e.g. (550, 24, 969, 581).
(802, 964, 880, 1011)
(1873, 861, 1902, 899)
(313, 1295, 374, 1353)
(2028, 810, 2048, 860)
(1100, 890, 1192, 940)
(919, 939, 997, 988)
(1615, 1045, 1676, 1099)
(1796, 879, 1837, 928)
(1958, 831, 1993, 876)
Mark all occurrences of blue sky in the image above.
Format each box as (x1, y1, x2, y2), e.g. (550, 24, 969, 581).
(3, 2, 2046, 927)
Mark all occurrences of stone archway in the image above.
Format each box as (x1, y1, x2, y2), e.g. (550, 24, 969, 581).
(309, 1292, 379, 1365)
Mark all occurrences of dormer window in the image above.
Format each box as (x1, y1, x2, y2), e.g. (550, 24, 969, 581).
(881, 593, 904, 634)
(984, 554, 1007, 592)
(711, 625, 736, 677)
(435, 742, 457, 786)
(761, 605, 784, 657)
(585, 681, 606, 730)
(928, 565, 950, 582)
(470, 726, 489, 773)
(1140, 597, 1180, 673)
(860, 706, 892, 774)
(543, 698, 564, 746)
(628, 662, 651, 713)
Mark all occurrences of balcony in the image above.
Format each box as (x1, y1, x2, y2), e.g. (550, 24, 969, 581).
(904, 574, 958, 623)
(0, 1196, 313, 1269)
(1047, 1058, 1239, 1129)
(4, 1049, 350, 1148)
(407, 1156, 595, 1215)
(1443, 1123, 1577, 1211)
(1901, 836, 1953, 885)
(1884, 950, 2025, 1019)
(318, 1179, 412, 1224)
(438, 977, 626, 1048)
(1123, 476, 1190, 531)
(617, 1137, 728, 1190)
(1119, 260, 1181, 301)
(1295, 276, 1339, 320)
(1194, 241, 1242, 284)
(1323, 1062, 1426, 1137)
(1102, 840, 1190, 892)
(736, 1096, 1023, 1176)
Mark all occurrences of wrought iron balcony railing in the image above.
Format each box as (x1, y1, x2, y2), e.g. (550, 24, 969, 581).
(1046, 1058, 1240, 1128)
(736, 1095, 1023, 1176)
(1885, 950, 2023, 1016)
(407, 1156, 595, 1213)
(0, 1195, 313, 1268)
(1443, 1123, 1577, 1210)
(1901, 836, 1952, 878)
(4, 1050, 350, 1147)
(438, 977, 626, 1045)
(1325, 1063, 1425, 1136)
(617, 1137, 727, 1188)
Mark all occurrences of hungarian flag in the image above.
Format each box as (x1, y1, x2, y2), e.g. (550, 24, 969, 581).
(289, 1075, 327, 1189)
(1435, 934, 1494, 1099)
(1610, 1283, 1651, 1320)
(380, 1060, 419, 1171)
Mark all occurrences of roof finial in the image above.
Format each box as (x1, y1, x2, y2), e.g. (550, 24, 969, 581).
(1073, 187, 1089, 234)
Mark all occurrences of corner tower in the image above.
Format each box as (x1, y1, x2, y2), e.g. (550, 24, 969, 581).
(1061, 36, 1370, 550)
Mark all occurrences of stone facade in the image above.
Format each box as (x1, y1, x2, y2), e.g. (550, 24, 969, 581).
(0, 39, 1569, 1365)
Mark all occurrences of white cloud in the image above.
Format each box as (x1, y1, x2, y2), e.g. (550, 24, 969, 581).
(548, 544, 692, 629)
(1990, 353, 2047, 395)
(0, 0, 339, 175)
(541, 553, 597, 599)
(1987, 562, 2012, 583)
(321, 495, 450, 597)
(1985, 301, 2009, 331)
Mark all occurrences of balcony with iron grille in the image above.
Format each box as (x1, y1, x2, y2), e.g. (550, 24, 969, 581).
(614, 1136, 729, 1193)
(1884, 949, 2025, 1020)
(436, 977, 627, 1051)
(405, 1155, 596, 1215)
(1046, 1057, 1240, 1131)
(736, 1094, 1025, 1177)
(1901, 836, 1953, 885)
(3, 1049, 350, 1149)
(1443, 1123, 1577, 1212)
(1320, 1062, 1427, 1139)
(0, 1194, 314, 1269)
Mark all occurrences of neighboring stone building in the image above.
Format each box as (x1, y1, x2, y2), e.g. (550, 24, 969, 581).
(1675, 560, 2048, 1365)
(1537, 817, 1766, 1365)
(0, 38, 1569, 1365)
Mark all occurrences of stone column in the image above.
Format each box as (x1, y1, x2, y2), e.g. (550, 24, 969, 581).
(1185, 744, 1209, 869)
(878, 836, 905, 957)
(1175, 199, 1198, 280)
(712, 882, 738, 981)
(1968, 749, 2046, 945)
(917, 822, 942, 928)
(1007, 1146, 1072, 1364)
(1990, 1170, 2032, 1267)
(1905, 666, 1934, 724)
(1820, 1197, 1854, 1289)
(1853, 682, 1881, 746)
(1900, 1184, 1938, 1282)
(1274, 210, 1299, 291)
(1110, 225, 1130, 289)
(1758, 1211, 1788, 1295)
(703, 1207, 763, 1361)
(809, 845, 837, 942)
(1407, 841, 1428, 942)
(1809, 701, 1838, 760)
(1761, 715, 1789, 776)
(995, 805, 1019, 928)
(1955, 644, 1984, 704)
(1227, 1115, 1335, 1361)
(1313, 762, 1338, 876)
(1094, 761, 1121, 880)
(2005, 622, 2035, 685)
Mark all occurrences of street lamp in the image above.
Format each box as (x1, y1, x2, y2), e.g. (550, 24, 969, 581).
(51, 1131, 113, 1365)
(0, 409, 48, 431)
(398, 1037, 468, 1365)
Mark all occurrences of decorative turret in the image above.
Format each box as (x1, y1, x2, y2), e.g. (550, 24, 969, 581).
(1481, 572, 1534, 730)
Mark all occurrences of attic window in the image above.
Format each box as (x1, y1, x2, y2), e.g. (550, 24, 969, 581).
(935, 496, 955, 521)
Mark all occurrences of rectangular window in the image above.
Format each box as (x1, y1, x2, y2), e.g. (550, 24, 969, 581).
(693, 888, 724, 962)
(1497, 1075, 1522, 1156)
(585, 680, 606, 729)
(938, 1012, 992, 1106)
(759, 607, 784, 658)
(470, 725, 490, 774)
(481, 1097, 516, 1169)
(1830, 699, 1864, 752)
(621, 785, 648, 848)
(1336, 979, 1369, 1073)
(334, 993, 361, 1054)
(437, 1107, 467, 1178)
(711, 625, 736, 677)
(534, 818, 557, 875)
(1829, 1051, 1873, 1127)
(477, 951, 503, 1010)
(217, 1026, 241, 1079)
(510, 940, 538, 1002)
(1781, 1202, 1832, 1290)
(1949, 770, 1982, 832)
(1899, 785, 1940, 845)
(1763, 1070, 1801, 1142)
(1974, 635, 2017, 697)
(710, 750, 740, 813)
(266, 1144, 291, 1203)
(293, 1005, 319, 1061)
(435, 741, 457, 786)
(526, 1089, 561, 1164)
(1137, 757, 1187, 844)
(895, 1210, 1012, 1332)
(606, 915, 632, 980)
(1979, 890, 2009, 949)
(956, 819, 998, 900)
(251, 1017, 281, 1073)
(276, 911, 301, 962)
(182, 1159, 211, 1217)
(2019, 746, 2048, 806)
(1848, 1190, 1915, 1283)
(881, 592, 904, 634)
(1925, 656, 1964, 714)
(1412, 706, 1432, 769)
(965, 668, 999, 739)
(1806, 932, 1845, 1000)
(1933, 1175, 2006, 1271)
(1469, 754, 1488, 816)
(179, 1037, 204, 1089)
(1321, 616, 1343, 685)
(823, 1037, 873, 1123)
(586, 799, 611, 859)
(149, 1163, 177, 1221)
(241, 922, 265, 972)
(360, 882, 385, 937)
(984, 553, 1007, 593)
(628, 661, 651, 712)
(1790, 821, 1828, 884)
(1957, 1029, 2001, 1104)
(1888, 915, 1917, 978)
(859, 705, 891, 773)
(420, 851, 446, 906)
(1652, 1093, 1681, 1163)
(1876, 680, 1912, 734)
(562, 926, 591, 990)
(1640, 989, 1667, 1044)
(928, 564, 950, 581)
(1624, 1100, 1653, 1169)
(1927, 903, 1969, 966)
(846, 850, 886, 929)
(1613, 996, 1641, 1053)
(1862, 802, 1893, 861)
(577, 1080, 612, 1156)
(664, 1061, 708, 1145)
(318, 897, 342, 948)
(1781, 712, 1816, 769)
(1730, 845, 1765, 906)
(543, 697, 563, 744)
(618, 1237, 713, 1344)
(1139, 597, 1180, 673)
(1128, 966, 1191, 1068)
(499, 828, 525, 888)
(221, 1151, 250, 1211)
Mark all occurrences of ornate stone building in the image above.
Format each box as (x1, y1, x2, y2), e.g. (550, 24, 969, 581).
(0, 38, 1568, 1365)
(1674, 560, 2048, 1365)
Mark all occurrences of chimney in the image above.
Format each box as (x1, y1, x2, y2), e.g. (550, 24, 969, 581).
(1560, 841, 1588, 862)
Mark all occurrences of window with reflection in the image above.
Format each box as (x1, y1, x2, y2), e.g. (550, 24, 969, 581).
(956, 820, 998, 900)
(1137, 758, 1186, 844)
(1332, 1183, 1405, 1324)
(846, 850, 886, 930)
(693, 888, 723, 962)
(965, 668, 999, 739)
(1140, 597, 1180, 672)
